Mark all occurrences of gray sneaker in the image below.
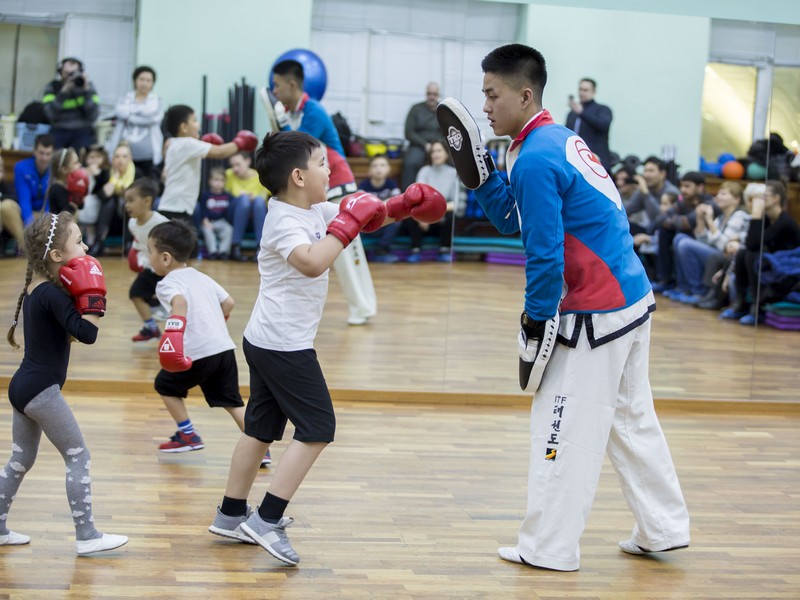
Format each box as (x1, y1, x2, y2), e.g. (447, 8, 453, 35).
(208, 505, 257, 544)
(240, 512, 299, 565)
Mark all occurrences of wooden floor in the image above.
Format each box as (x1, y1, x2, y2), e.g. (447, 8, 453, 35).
(0, 255, 799, 597)
(0, 256, 797, 404)
(0, 394, 797, 599)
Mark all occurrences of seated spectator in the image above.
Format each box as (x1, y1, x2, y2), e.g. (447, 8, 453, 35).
(106, 65, 164, 178)
(0, 153, 18, 255)
(358, 154, 402, 263)
(632, 190, 678, 280)
(2, 134, 54, 253)
(402, 82, 443, 190)
(667, 181, 749, 304)
(198, 168, 234, 260)
(721, 180, 800, 325)
(624, 156, 678, 238)
(614, 167, 638, 202)
(225, 151, 268, 262)
(405, 140, 462, 263)
(43, 57, 99, 152)
(47, 147, 88, 215)
(650, 170, 716, 292)
(697, 183, 764, 311)
(90, 141, 140, 256)
(77, 144, 111, 248)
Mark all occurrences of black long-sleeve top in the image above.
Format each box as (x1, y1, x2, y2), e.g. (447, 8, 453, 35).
(8, 282, 98, 412)
(745, 211, 800, 252)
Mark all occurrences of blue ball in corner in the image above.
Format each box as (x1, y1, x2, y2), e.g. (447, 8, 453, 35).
(717, 152, 736, 166)
(270, 48, 328, 101)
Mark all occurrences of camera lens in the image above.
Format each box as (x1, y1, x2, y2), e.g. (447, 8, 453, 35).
(72, 72, 85, 87)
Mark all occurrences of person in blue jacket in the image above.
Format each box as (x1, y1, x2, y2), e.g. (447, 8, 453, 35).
(1, 134, 55, 252)
(474, 43, 690, 572)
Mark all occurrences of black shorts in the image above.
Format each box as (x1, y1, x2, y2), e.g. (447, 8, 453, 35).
(129, 269, 163, 306)
(154, 349, 243, 408)
(242, 337, 335, 443)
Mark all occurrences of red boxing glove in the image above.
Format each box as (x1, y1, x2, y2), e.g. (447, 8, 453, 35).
(326, 192, 387, 247)
(127, 246, 143, 272)
(158, 316, 193, 372)
(66, 168, 90, 208)
(233, 130, 258, 152)
(201, 133, 224, 145)
(58, 256, 107, 316)
(386, 183, 447, 224)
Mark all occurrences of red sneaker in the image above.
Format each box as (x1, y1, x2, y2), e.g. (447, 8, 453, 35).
(159, 431, 204, 453)
(132, 325, 161, 342)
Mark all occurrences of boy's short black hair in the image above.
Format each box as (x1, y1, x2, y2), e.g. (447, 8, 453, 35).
(766, 179, 787, 207)
(254, 131, 321, 196)
(127, 177, 159, 201)
(149, 220, 196, 262)
(481, 44, 547, 102)
(164, 104, 194, 137)
(644, 155, 667, 172)
(272, 59, 305, 84)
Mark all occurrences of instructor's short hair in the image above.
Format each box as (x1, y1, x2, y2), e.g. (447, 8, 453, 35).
(481, 44, 547, 101)
(254, 131, 321, 196)
(149, 220, 196, 262)
(273, 59, 305, 84)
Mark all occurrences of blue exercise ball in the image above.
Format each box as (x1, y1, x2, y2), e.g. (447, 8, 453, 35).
(717, 152, 736, 165)
(270, 48, 328, 101)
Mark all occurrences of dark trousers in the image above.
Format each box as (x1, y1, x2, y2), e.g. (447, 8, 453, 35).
(656, 226, 678, 284)
(733, 248, 761, 308)
(404, 212, 454, 250)
(53, 127, 96, 154)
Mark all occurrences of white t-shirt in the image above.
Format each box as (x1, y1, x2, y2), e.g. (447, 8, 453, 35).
(156, 267, 236, 361)
(158, 137, 211, 214)
(128, 210, 169, 271)
(244, 198, 339, 351)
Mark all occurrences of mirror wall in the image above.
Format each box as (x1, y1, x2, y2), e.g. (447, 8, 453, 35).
(442, 2, 798, 402)
(3, 0, 795, 404)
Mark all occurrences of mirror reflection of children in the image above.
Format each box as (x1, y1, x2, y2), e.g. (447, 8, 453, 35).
(199, 168, 234, 260)
(405, 140, 461, 262)
(358, 154, 402, 263)
(126, 178, 169, 342)
(225, 152, 268, 262)
(77, 145, 110, 248)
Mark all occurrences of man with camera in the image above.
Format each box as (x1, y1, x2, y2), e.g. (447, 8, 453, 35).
(565, 78, 613, 170)
(42, 57, 100, 152)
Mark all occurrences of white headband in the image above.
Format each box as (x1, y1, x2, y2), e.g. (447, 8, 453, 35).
(42, 214, 59, 260)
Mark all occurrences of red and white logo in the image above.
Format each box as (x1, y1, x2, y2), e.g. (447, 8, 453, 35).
(565, 136, 620, 209)
(159, 338, 175, 353)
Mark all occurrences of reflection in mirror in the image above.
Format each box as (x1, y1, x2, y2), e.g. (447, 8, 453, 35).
(446, 6, 791, 402)
(750, 24, 800, 401)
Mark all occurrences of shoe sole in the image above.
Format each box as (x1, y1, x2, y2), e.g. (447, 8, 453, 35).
(208, 525, 257, 544)
(159, 444, 204, 453)
(240, 523, 298, 566)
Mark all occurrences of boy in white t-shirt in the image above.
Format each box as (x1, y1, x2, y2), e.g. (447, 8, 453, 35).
(207, 131, 446, 565)
(147, 220, 269, 466)
(125, 177, 169, 341)
(157, 104, 258, 231)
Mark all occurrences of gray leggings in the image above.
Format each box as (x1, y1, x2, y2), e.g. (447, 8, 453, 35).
(0, 385, 100, 541)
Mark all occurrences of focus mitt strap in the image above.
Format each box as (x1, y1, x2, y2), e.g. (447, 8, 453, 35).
(436, 97, 495, 190)
(518, 311, 559, 393)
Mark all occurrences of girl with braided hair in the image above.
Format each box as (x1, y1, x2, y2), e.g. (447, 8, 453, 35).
(2, 212, 127, 555)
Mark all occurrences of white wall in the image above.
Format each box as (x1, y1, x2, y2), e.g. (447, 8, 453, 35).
(137, 0, 313, 139)
(521, 4, 709, 169)
(0, 0, 135, 116)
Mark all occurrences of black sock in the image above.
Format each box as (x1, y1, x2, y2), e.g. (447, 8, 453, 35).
(258, 492, 289, 524)
(220, 496, 248, 517)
